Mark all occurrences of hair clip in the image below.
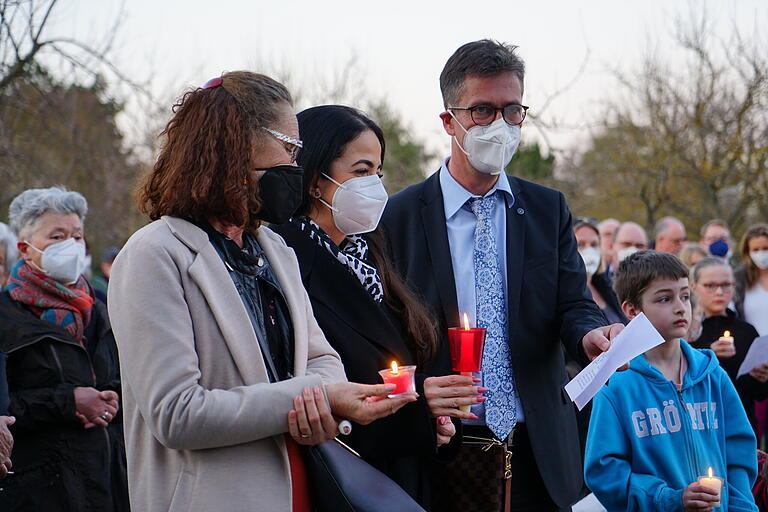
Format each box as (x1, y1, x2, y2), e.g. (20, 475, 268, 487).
(202, 77, 223, 89)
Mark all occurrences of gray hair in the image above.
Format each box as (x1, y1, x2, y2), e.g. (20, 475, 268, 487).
(9, 186, 88, 240)
(0, 221, 18, 269)
(440, 39, 526, 108)
(654, 216, 684, 238)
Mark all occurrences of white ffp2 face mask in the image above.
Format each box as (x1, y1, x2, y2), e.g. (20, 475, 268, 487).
(579, 247, 601, 276)
(617, 246, 639, 263)
(320, 174, 389, 235)
(450, 112, 521, 175)
(750, 250, 768, 270)
(26, 237, 87, 284)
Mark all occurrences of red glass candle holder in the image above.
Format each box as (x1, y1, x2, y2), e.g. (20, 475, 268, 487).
(448, 327, 486, 373)
(378, 365, 417, 397)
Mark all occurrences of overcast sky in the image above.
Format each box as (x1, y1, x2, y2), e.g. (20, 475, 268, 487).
(49, 0, 767, 161)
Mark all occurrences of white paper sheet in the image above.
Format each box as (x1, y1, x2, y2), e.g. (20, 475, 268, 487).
(565, 313, 665, 410)
(737, 335, 768, 378)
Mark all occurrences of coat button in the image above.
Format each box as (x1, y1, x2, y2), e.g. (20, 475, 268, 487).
(516, 208, 525, 215)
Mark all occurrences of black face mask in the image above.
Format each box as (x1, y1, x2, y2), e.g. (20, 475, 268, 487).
(254, 165, 304, 224)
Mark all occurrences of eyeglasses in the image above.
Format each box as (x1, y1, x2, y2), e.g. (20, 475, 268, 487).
(699, 282, 735, 292)
(448, 103, 529, 126)
(263, 127, 303, 163)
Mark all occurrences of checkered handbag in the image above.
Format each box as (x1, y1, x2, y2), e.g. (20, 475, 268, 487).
(431, 435, 512, 512)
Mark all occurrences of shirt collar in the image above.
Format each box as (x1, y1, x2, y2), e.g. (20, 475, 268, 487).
(439, 157, 514, 220)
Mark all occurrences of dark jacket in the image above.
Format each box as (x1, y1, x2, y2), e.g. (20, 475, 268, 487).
(591, 271, 628, 325)
(0, 291, 128, 512)
(271, 221, 459, 507)
(734, 265, 748, 319)
(690, 309, 768, 433)
(380, 170, 607, 509)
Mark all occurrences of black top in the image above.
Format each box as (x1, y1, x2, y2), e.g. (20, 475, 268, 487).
(690, 309, 768, 431)
(591, 271, 628, 325)
(191, 219, 294, 383)
(271, 220, 459, 508)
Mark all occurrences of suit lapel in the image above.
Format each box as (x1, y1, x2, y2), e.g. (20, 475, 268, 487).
(505, 176, 526, 350)
(420, 171, 460, 327)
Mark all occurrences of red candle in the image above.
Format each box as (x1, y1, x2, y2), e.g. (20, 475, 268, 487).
(448, 313, 486, 373)
(378, 361, 416, 397)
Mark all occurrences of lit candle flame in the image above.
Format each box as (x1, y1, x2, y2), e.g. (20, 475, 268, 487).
(708, 467, 713, 478)
(463, 312, 470, 330)
(723, 330, 731, 338)
(391, 361, 399, 375)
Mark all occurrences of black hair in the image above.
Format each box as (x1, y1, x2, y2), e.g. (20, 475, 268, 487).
(295, 105, 384, 216)
(294, 105, 438, 366)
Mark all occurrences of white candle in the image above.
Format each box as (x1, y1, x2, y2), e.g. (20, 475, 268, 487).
(698, 467, 723, 507)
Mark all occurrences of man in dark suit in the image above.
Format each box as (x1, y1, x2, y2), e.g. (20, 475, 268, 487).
(381, 40, 624, 511)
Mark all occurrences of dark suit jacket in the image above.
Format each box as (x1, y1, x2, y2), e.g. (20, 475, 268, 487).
(271, 221, 458, 506)
(380, 169, 607, 508)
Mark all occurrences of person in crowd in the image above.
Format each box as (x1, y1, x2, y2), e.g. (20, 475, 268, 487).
(0, 351, 13, 479)
(700, 219, 735, 260)
(690, 257, 768, 433)
(735, 224, 768, 336)
(612, 221, 649, 263)
(679, 243, 709, 268)
(271, 104, 480, 507)
(108, 71, 416, 512)
(585, 250, 758, 512)
(0, 222, 18, 289)
(574, 218, 627, 325)
(382, 40, 623, 512)
(92, 246, 120, 304)
(654, 216, 687, 255)
(598, 218, 620, 276)
(0, 186, 128, 511)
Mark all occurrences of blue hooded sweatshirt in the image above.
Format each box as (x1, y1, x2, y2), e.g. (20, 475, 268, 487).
(585, 339, 757, 511)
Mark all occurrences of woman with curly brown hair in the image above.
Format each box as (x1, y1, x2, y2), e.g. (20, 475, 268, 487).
(107, 71, 416, 512)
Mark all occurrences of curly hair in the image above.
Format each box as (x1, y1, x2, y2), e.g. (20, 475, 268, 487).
(138, 71, 292, 231)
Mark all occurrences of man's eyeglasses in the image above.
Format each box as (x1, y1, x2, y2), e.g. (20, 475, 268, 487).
(700, 282, 735, 292)
(263, 127, 303, 163)
(448, 103, 529, 126)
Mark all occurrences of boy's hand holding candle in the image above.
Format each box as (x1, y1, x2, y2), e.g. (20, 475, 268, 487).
(711, 330, 736, 359)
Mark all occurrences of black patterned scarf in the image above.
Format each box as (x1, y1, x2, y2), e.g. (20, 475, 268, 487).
(290, 217, 384, 303)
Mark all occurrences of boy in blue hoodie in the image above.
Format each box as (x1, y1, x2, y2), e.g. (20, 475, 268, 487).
(584, 250, 757, 512)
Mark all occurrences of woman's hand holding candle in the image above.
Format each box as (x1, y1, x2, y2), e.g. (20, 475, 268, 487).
(711, 330, 736, 359)
(325, 382, 417, 425)
(424, 374, 486, 420)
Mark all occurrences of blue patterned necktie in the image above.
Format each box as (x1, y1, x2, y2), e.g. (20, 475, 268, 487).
(471, 195, 517, 440)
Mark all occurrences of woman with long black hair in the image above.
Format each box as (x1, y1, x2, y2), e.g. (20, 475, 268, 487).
(272, 105, 482, 508)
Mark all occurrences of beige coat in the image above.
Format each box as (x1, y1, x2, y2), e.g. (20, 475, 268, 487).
(108, 217, 346, 512)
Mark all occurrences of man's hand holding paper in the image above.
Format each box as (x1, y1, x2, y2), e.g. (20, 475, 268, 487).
(566, 313, 665, 410)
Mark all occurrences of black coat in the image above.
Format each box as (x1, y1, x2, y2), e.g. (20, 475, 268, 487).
(380, 170, 607, 509)
(271, 221, 459, 507)
(591, 271, 628, 325)
(690, 310, 768, 432)
(0, 291, 128, 512)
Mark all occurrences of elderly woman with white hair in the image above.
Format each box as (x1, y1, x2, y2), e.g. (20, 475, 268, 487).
(0, 222, 18, 288)
(0, 186, 128, 511)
